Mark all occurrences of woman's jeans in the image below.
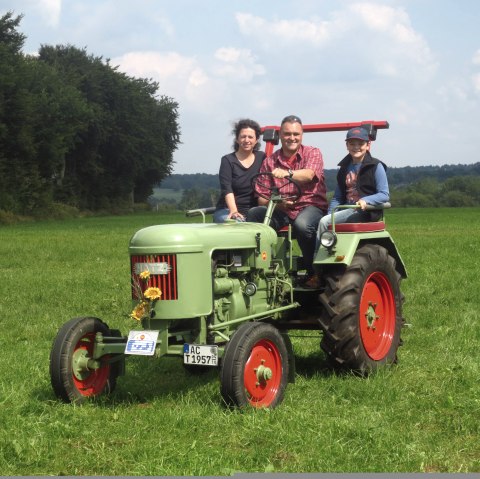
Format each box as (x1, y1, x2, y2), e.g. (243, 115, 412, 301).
(247, 205, 324, 276)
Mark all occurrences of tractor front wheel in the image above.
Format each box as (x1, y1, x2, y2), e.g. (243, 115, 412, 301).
(49, 317, 119, 403)
(220, 322, 289, 408)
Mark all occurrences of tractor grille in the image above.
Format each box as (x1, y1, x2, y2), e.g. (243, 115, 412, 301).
(130, 254, 178, 300)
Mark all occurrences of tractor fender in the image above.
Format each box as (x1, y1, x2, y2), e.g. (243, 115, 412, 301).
(314, 231, 407, 278)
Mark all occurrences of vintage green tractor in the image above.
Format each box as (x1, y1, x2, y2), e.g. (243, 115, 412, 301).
(49, 120, 407, 408)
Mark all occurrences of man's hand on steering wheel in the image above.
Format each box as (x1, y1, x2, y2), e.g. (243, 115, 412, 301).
(251, 172, 302, 204)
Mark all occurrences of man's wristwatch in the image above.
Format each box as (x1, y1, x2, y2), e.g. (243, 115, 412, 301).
(288, 169, 294, 178)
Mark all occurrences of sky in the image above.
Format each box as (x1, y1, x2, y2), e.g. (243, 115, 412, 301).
(2, 0, 480, 174)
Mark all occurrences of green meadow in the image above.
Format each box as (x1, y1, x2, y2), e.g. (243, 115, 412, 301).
(0, 208, 479, 475)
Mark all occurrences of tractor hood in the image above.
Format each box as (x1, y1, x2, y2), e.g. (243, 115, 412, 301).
(129, 222, 278, 254)
(128, 222, 279, 318)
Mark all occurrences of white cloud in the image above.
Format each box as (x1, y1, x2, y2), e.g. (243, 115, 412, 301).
(114, 46, 269, 112)
(113, 51, 208, 99)
(114, 51, 198, 81)
(154, 14, 175, 39)
(437, 83, 469, 105)
(472, 49, 480, 65)
(471, 49, 480, 95)
(351, 3, 436, 79)
(234, 8, 331, 46)
(114, 51, 234, 110)
(235, 12, 339, 48)
(18, 0, 62, 27)
(472, 73, 480, 94)
(188, 68, 208, 88)
(213, 47, 266, 82)
(235, 3, 437, 83)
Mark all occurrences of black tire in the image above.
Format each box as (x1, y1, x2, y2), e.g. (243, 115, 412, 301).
(49, 317, 120, 403)
(318, 244, 405, 373)
(220, 322, 289, 408)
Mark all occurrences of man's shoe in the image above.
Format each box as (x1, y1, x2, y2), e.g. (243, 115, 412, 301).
(303, 275, 321, 289)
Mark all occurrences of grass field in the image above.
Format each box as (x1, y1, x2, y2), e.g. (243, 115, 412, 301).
(0, 208, 479, 475)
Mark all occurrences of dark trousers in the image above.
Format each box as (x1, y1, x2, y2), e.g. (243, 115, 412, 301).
(247, 205, 324, 276)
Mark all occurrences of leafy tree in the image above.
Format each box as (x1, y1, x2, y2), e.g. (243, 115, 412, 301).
(27, 57, 92, 205)
(0, 11, 44, 214)
(442, 176, 480, 203)
(1, 16, 181, 214)
(414, 178, 441, 198)
(0, 11, 24, 54)
(38, 45, 180, 209)
(179, 188, 202, 210)
(400, 192, 433, 207)
(440, 190, 474, 207)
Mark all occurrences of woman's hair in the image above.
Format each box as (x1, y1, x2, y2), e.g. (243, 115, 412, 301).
(232, 118, 262, 151)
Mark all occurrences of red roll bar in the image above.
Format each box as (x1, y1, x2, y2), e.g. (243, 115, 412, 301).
(261, 120, 389, 156)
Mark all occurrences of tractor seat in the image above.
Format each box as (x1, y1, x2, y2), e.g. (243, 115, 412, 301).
(328, 221, 385, 233)
(278, 221, 385, 236)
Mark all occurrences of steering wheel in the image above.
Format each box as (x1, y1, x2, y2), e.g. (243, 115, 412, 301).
(251, 172, 302, 203)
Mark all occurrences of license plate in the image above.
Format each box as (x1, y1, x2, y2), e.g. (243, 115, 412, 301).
(183, 344, 218, 366)
(125, 330, 159, 356)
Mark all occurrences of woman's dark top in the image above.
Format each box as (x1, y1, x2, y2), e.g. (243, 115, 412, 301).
(215, 150, 266, 216)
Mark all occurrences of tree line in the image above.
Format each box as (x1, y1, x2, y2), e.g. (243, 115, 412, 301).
(156, 163, 480, 210)
(0, 12, 180, 219)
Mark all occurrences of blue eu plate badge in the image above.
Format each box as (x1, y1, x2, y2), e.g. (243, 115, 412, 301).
(125, 331, 159, 356)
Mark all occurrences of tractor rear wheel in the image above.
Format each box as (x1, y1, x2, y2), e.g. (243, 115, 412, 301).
(220, 322, 289, 408)
(50, 317, 119, 403)
(319, 244, 404, 373)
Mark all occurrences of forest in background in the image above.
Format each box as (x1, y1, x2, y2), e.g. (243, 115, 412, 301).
(0, 12, 180, 222)
(154, 163, 480, 210)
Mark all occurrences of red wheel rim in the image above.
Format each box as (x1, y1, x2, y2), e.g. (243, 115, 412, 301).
(72, 332, 110, 397)
(359, 272, 396, 360)
(243, 339, 282, 407)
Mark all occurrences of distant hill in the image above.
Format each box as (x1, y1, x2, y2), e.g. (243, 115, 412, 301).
(159, 163, 480, 192)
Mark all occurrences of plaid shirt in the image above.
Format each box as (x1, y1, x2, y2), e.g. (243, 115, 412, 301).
(256, 144, 328, 219)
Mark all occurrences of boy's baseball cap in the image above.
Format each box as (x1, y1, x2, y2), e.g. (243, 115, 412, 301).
(346, 127, 370, 142)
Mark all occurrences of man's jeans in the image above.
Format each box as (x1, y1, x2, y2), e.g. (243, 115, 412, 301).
(247, 205, 324, 276)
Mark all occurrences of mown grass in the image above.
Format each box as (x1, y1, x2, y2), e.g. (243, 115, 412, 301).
(0, 208, 479, 475)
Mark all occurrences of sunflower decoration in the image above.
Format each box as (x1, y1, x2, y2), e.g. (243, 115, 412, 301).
(130, 270, 162, 321)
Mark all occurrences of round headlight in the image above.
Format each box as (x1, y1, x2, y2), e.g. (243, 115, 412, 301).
(320, 231, 337, 249)
(244, 282, 257, 296)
